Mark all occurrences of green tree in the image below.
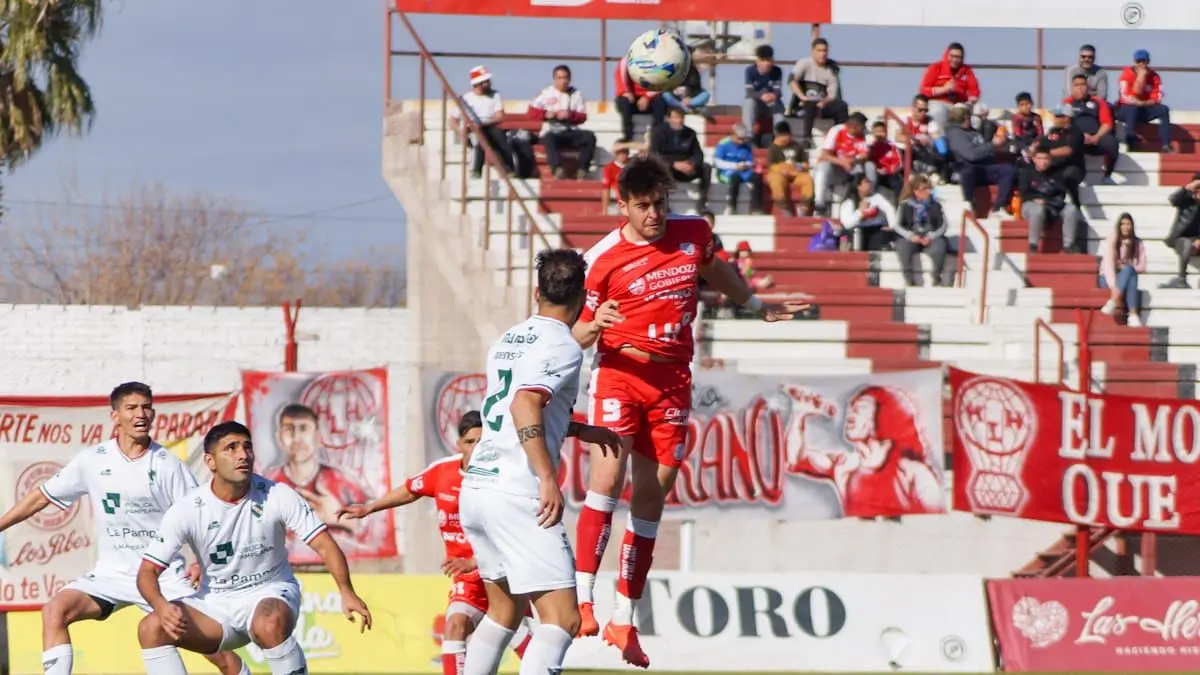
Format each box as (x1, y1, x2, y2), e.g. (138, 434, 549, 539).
(0, 0, 102, 165)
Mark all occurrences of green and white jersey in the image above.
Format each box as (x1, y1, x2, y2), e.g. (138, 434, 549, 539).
(143, 474, 326, 597)
(465, 315, 583, 498)
(41, 439, 197, 577)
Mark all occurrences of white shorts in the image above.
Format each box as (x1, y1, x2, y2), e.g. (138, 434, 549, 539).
(459, 486, 575, 595)
(181, 580, 301, 652)
(66, 565, 196, 617)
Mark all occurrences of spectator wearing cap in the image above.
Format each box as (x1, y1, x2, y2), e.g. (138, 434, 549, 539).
(1159, 174, 1200, 290)
(944, 105, 1013, 216)
(787, 38, 849, 147)
(650, 106, 710, 212)
(1117, 49, 1172, 153)
(919, 42, 981, 133)
(1064, 44, 1110, 102)
(765, 121, 814, 216)
(1020, 145, 1081, 254)
(1041, 104, 1085, 209)
(663, 45, 711, 114)
(1065, 73, 1119, 183)
(529, 64, 596, 179)
(614, 56, 666, 144)
(713, 123, 761, 215)
(742, 44, 786, 147)
(813, 111, 874, 217)
(451, 65, 513, 179)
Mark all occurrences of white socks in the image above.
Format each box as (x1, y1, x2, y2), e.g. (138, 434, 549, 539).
(463, 616, 514, 675)
(141, 646, 189, 675)
(518, 625, 573, 675)
(262, 636, 307, 675)
(43, 645, 73, 675)
(575, 572, 596, 604)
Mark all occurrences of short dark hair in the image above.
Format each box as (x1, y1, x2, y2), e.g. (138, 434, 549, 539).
(205, 421, 251, 454)
(774, 120, 791, 135)
(535, 249, 587, 307)
(110, 382, 153, 410)
(1015, 92, 1032, 103)
(754, 44, 774, 60)
(617, 155, 674, 201)
(1079, 44, 1096, 54)
(1033, 143, 1051, 156)
(913, 94, 929, 105)
(871, 120, 886, 131)
(811, 38, 828, 49)
(277, 403, 317, 426)
(847, 111, 868, 126)
(1072, 74, 1088, 84)
(553, 64, 571, 78)
(947, 42, 965, 55)
(458, 411, 482, 437)
(667, 105, 685, 118)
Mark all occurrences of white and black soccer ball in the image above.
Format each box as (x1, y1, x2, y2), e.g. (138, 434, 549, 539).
(625, 29, 691, 92)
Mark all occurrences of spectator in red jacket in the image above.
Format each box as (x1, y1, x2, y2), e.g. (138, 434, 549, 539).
(1117, 49, 1172, 153)
(1065, 74, 1118, 182)
(614, 56, 666, 143)
(919, 42, 980, 133)
(869, 120, 904, 200)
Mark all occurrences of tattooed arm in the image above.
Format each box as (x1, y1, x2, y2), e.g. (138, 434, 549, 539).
(510, 389, 564, 526)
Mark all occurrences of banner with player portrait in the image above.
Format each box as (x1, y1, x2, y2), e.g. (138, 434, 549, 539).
(423, 367, 946, 520)
(0, 392, 239, 610)
(241, 369, 397, 563)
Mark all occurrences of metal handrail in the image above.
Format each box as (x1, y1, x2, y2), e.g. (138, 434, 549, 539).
(1032, 318, 1065, 385)
(879, 107, 912, 186)
(954, 210, 991, 325)
(389, 9, 557, 315)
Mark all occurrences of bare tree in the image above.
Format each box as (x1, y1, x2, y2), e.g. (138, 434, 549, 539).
(0, 183, 406, 307)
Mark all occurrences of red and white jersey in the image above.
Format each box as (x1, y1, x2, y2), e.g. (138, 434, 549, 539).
(903, 114, 931, 141)
(406, 455, 472, 560)
(581, 215, 714, 362)
(822, 124, 869, 161)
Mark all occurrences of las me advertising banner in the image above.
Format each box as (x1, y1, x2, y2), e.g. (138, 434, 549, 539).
(0, 392, 239, 611)
(988, 577, 1200, 673)
(951, 367, 1200, 532)
(426, 367, 946, 519)
(566, 571, 995, 672)
(242, 369, 397, 563)
(7, 574, 506, 674)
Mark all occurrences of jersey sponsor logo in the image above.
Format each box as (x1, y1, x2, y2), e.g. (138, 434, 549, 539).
(100, 492, 121, 515)
(99, 469, 112, 476)
(493, 350, 522, 361)
(627, 277, 646, 295)
(664, 407, 690, 426)
(207, 520, 220, 530)
(442, 530, 467, 545)
(622, 256, 649, 272)
(410, 476, 425, 492)
(209, 541, 235, 565)
(501, 331, 539, 345)
(585, 289, 601, 311)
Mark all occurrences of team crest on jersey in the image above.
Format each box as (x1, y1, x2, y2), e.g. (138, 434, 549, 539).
(411, 476, 424, 492)
(679, 242, 696, 256)
(627, 278, 646, 295)
(251, 503, 264, 519)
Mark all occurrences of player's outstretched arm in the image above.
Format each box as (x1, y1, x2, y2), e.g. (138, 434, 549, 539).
(698, 258, 812, 321)
(307, 531, 373, 632)
(0, 488, 50, 533)
(336, 484, 419, 522)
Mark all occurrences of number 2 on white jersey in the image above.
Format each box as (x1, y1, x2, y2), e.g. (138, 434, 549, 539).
(647, 312, 693, 342)
(482, 368, 513, 431)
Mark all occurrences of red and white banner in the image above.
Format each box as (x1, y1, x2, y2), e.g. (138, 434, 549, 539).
(242, 369, 397, 563)
(951, 367, 1200, 533)
(988, 577, 1200, 672)
(0, 392, 238, 610)
(427, 367, 946, 520)
(395, 0, 831, 23)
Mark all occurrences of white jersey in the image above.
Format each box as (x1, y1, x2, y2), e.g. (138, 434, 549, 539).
(465, 314, 583, 497)
(40, 439, 198, 577)
(143, 475, 326, 598)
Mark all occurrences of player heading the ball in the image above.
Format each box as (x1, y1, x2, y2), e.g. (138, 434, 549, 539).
(573, 155, 810, 667)
(458, 249, 621, 675)
(136, 421, 372, 675)
(0, 382, 246, 675)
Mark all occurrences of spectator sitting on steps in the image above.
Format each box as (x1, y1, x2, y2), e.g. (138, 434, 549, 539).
(1041, 105, 1086, 209)
(601, 141, 645, 214)
(813, 111, 874, 217)
(868, 120, 904, 200)
(838, 175, 897, 252)
(893, 175, 950, 287)
(1100, 212, 1146, 327)
(1065, 74, 1119, 183)
(765, 121, 814, 216)
(1159, 174, 1200, 289)
(919, 42, 981, 133)
(713, 123, 762, 215)
(529, 64, 596, 179)
(1117, 49, 1172, 153)
(614, 56, 666, 144)
(787, 38, 849, 148)
(733, 241, 775, 293)
(1008, 92, 1044, 166)
(944, 105, 1014, 216)
(663, 45, 711, 114)
(650, 106, 710, 212)
(1020, 145, 1081, 254)
(743, 44, 785, 148)
(899, 95, 945, 181)
(451, 65, 514, 180)
(1064, 44, 1110, 103)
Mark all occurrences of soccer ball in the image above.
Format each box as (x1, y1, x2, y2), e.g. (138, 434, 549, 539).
(625, 29, 691, 92)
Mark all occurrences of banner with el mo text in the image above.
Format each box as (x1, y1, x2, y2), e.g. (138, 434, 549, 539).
(426, 367, 946, 520)
(394, 0, 831, 23)
(951, 367, 1200, 532)
(0, 393, 238, 610)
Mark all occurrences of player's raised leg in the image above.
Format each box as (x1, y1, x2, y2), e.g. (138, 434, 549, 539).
(40, 590, 107, 675)
(138, 602, 227, 675)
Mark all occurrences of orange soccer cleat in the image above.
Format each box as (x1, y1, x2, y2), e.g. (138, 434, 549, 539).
(602, 622, 650, 669)
(577, 602, 599, 637)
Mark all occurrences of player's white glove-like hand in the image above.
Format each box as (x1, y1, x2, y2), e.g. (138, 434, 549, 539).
(756, 295, 813, 322)
(536, 480, 565, 528)
(593, 300, 625, 329)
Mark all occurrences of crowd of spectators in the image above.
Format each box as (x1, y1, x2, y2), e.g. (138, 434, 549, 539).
(451, 38, 1183, 301)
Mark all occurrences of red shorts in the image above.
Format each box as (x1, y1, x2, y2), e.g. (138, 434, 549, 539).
(447, 571, 489, 614)
(588, 350, 692, 468)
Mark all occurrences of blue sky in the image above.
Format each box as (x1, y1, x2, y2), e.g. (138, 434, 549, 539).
(7, 2, 1200, 266)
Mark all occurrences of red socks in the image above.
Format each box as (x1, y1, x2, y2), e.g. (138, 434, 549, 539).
(575, 503, 615, 575)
